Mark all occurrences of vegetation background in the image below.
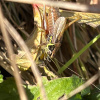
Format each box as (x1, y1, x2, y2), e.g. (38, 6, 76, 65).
(0, 0, 100, 100)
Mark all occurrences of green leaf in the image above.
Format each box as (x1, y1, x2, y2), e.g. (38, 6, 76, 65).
(27, 75, 90, 100)
(0, 78, 19, 100)
(0, 77, 19, 100)
(0, 75, 90, 100)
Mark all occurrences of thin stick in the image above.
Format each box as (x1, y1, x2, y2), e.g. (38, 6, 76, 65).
(61, 73, 99, 100)
(0, 5, 28, 100)
(5, 0, 100, 13)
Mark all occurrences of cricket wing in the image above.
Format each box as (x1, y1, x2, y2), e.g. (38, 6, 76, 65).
(52, 17, 66, 43)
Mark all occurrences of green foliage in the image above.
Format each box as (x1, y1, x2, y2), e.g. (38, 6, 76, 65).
(0, 75, 90, 100)
(0, 73, 3, 83)
(1, 2, 100, 100)
(58, 34, 100, 74)
(0, 78, 20, 100)
(83, 84, 100, 100)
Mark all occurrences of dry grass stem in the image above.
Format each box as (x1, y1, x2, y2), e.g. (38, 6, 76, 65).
(0, 5, 28, 100)
(5, 0, 100, 13)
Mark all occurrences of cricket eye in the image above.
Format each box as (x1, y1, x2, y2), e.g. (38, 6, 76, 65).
(48, 45, 55, 51)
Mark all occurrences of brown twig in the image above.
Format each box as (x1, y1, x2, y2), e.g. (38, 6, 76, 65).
(0, 5, 28, 100)
(5, 0, 100, 13)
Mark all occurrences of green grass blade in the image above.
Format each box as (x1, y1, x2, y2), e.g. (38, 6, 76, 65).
(58, 34, 100, 74)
